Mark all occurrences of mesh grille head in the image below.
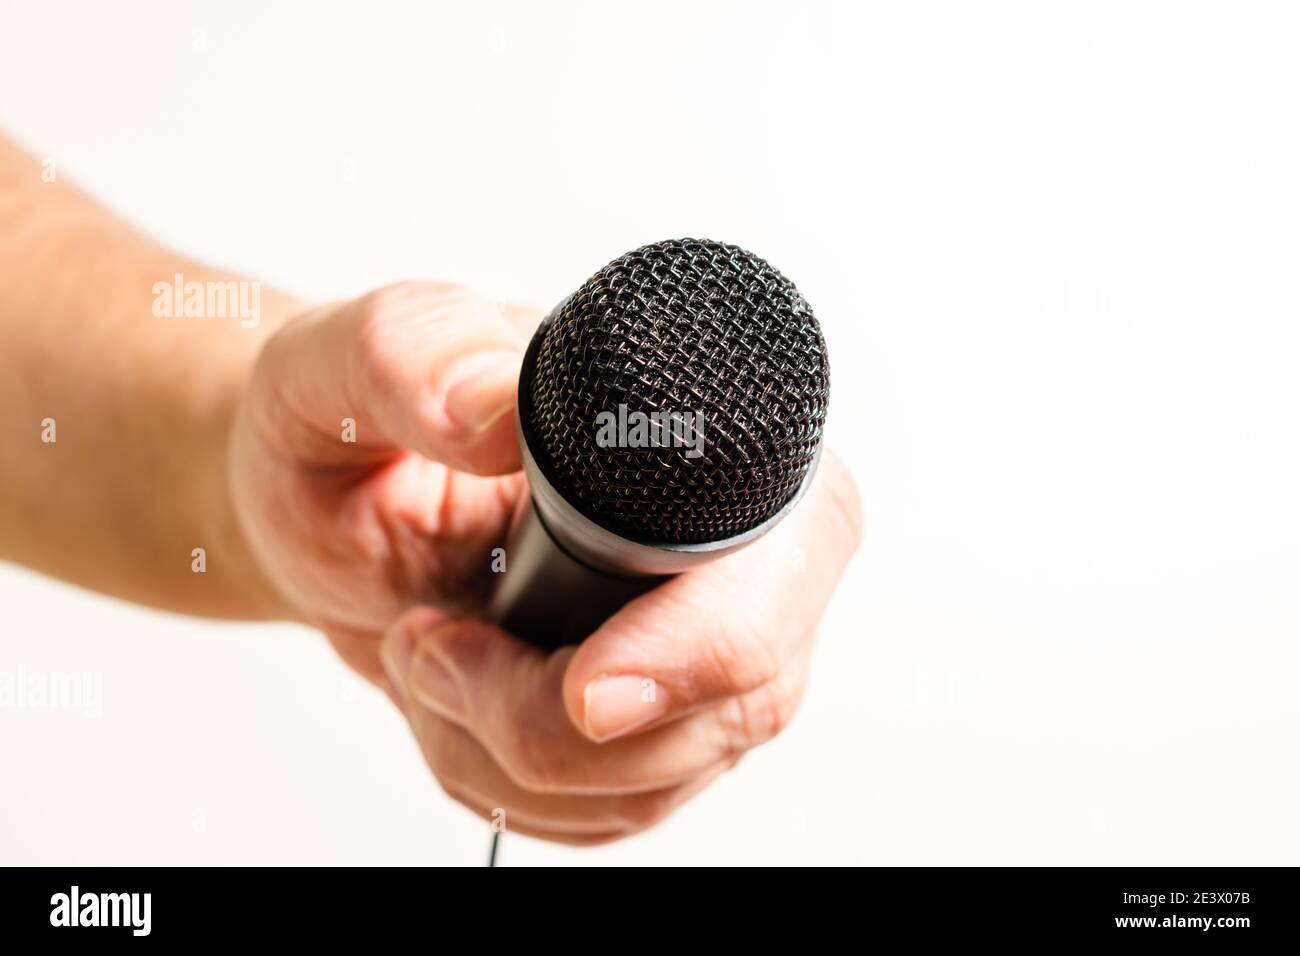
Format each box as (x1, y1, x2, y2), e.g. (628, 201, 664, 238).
(523, 238, 829, 545)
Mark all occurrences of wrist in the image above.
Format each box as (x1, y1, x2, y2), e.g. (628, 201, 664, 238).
(200, 287, 303, 621)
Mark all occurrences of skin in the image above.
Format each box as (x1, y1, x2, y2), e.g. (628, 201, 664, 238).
(0, 134, 863, 845)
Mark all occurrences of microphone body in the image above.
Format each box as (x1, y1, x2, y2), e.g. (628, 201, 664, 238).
(487, 239, 829, 649)
(487, 475, 663, 649)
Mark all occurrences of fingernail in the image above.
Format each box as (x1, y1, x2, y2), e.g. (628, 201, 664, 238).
(583, 675, 670, 742)
(443, 350, 522, 434)
(410, 645, 465, 720)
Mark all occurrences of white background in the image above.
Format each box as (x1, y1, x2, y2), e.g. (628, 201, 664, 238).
(2, 1, 1298, 865)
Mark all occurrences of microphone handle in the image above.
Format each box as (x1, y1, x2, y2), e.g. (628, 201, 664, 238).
(488, 496, 667, 650)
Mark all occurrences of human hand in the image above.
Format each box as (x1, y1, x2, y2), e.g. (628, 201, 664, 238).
(228, 281, 537, 683)
(229, 281, 862, 844)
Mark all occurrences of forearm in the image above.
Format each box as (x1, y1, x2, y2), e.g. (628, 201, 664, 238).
(0, 135, 296, 618)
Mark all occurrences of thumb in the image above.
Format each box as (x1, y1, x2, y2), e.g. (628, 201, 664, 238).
(251, 280, 542, 475)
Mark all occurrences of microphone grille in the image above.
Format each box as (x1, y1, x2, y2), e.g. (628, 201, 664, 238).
(524, 238, 829, 545)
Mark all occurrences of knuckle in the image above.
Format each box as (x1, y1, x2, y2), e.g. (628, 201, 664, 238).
(497, 718, 563, 793)
(718, 670, 804, 750)
(352, 308, 409, 399)
(350, 281, 481, 399)
(701, 617, 783, 699)
(763, 684, 802, 739)
(714, 696, 753, 761)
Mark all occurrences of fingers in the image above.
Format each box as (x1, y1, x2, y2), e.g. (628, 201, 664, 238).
(248, 281, 544, 475)
(403, 706, 727, 842)
(373, 450, 860, 840)
(381, 608, 728, 840)
(381, 607, 813, 796)
(380, 610, 712, 792)
(561, 451, 863, 739)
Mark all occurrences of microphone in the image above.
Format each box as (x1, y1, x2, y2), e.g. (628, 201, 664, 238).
(488, 238, 830, 649)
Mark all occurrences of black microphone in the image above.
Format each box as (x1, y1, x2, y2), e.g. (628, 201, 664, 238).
(488, 238, 830, 649)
